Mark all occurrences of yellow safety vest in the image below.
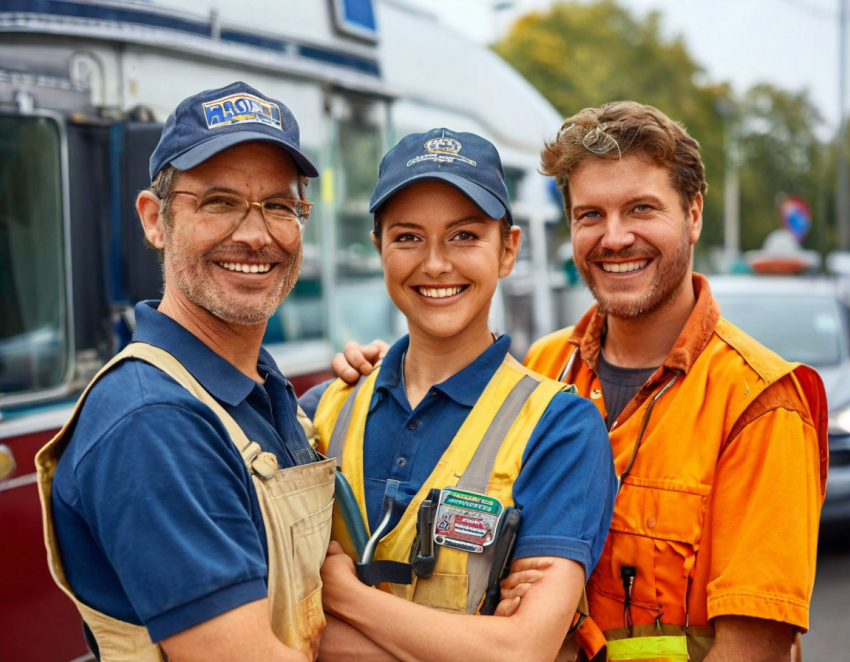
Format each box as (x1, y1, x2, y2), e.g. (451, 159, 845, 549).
(36, 343, 334, 661)
(314, 352, 570, 614)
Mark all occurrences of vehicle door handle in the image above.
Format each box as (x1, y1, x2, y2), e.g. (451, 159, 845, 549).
(0, 444, 15, 482)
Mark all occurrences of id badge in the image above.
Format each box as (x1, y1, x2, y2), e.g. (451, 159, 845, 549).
(432, 488, 504, 554)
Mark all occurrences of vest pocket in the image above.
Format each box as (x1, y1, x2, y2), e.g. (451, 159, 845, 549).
(591, 477, 710, 625)
(411, 572, 469, 613)
(291, 499, 334, 603)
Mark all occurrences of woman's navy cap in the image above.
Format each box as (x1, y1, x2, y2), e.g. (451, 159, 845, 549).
(148, 81, 318, 181)
(369, 128, 513, 224)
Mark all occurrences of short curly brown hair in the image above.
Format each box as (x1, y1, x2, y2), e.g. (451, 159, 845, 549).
(542, 101, 707, 215)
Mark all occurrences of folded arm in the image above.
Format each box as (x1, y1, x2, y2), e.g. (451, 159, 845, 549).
(321, 542, 584, 662)
(161, 598, 308, 662)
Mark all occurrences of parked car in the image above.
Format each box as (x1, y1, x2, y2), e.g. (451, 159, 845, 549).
(710, 275, 850, 525)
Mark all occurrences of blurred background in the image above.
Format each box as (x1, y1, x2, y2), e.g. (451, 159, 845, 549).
(0, 1, 847, 660)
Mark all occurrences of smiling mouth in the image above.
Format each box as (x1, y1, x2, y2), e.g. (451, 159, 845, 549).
(599, 259, 649, 274)
(216, 261, 273, 274)
(415, 286, 467, 299)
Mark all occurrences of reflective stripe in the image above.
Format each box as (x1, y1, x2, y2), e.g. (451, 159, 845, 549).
(327, 376, 366, 467)
(459, 374, 539, 613)
(607, 635, 689, 661)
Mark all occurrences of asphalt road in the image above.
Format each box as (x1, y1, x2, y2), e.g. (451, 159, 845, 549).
(804, 526, 850, 662)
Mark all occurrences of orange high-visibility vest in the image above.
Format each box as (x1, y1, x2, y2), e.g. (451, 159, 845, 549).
(525, 276, 828, 661)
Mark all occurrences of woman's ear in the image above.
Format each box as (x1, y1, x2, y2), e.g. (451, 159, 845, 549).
(137, 190, 165, 249)
(498, 226, 522, 278)
(371, 230, 382, 254)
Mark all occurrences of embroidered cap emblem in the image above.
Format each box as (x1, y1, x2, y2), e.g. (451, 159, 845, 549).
(406, 132, 477, 168)
(203, 93, 283, 131)
(424, 137, 462, 155)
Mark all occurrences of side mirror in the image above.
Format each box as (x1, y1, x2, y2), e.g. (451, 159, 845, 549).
(0, 444, 15, 482)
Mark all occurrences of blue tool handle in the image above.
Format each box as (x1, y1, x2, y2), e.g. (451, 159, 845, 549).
(334, 470, 369, 561)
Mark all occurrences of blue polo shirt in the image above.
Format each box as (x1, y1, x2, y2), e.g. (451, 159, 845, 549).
(301, 335, 616, 572)
(51, 301, 318, 642)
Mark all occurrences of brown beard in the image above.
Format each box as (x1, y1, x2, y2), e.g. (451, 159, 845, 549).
(576, 230, 691, 320)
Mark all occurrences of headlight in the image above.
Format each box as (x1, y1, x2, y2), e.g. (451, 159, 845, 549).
(828, 407, 850, 435)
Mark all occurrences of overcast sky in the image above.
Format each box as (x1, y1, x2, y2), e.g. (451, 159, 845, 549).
(403, 0, 844, 138)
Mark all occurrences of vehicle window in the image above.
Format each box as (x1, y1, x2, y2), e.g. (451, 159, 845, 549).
(0, 115, 67, 395)
(330, 98, 397, 345)
(715, 294, 844, 367)
(264, 146, 327, 345)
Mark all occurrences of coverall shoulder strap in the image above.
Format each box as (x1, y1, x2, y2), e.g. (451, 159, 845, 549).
(115, 343, 253, 461)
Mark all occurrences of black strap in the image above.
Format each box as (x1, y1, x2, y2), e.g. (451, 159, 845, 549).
(82, 620, 101, 661)
(355, 560, 413, 586)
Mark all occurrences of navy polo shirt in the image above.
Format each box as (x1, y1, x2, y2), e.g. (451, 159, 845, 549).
(51, 301, 317, 642)
(301, 335, 616, 573)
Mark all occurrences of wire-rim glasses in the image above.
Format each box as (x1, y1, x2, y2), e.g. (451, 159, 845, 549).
(170, 190, 313, 237)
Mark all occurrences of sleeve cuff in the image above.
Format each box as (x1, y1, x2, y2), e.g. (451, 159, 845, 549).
(707, 589, 810, 632)
(513, 535, 593, 572)
(146, 578, 268, 642)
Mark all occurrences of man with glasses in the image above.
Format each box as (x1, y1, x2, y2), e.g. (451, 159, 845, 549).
(37, 82, 333, 662)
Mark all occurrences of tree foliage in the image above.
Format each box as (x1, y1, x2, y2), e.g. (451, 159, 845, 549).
(494, 0, 829, 254)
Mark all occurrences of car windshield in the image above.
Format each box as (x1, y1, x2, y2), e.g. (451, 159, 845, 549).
(714, 293, 845, 367)
(0, 114, 67, 396)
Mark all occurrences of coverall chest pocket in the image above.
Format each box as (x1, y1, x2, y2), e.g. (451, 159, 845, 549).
(291, 499, 334, 603)
(590, 477, 711, 625)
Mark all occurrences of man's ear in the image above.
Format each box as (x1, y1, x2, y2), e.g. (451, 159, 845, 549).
(498, 226, 523, 278)
(688, 192, 703, 246)
(137, 191, 165, 249)
(370, 230, 382, 254)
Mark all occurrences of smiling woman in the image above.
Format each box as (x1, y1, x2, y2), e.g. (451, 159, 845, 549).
(301, 129, 617, 662)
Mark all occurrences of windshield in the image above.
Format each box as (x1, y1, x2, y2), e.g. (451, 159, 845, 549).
(0, 115, 67, 396)
(715, 293, 845, 367)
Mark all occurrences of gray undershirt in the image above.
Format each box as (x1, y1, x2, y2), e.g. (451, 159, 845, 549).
(597, 349, 657, 430)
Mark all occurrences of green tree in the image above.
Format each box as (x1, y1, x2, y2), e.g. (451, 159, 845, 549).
(736, 84, 825, 251)
(493, 1, 726, 246)
(493, 1, 828, 255)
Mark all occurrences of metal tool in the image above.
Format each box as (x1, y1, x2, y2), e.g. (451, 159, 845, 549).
(478, 507, 522, 615)
(412, 488, 441, 579)
(334, 470, 369, 561)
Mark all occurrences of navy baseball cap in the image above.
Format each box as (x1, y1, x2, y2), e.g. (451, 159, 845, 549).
(369, 128, 513, 224)
(149, 81, 318, 181)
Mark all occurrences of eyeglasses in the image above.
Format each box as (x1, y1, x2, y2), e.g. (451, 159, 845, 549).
(170, 190, 313, 239)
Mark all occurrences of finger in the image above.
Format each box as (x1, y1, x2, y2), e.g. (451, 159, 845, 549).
(343, 341, 374, 376)
(493, 596, 521, 618)
(500, 569, 545, 590)
(327, 540, 345, 555)
(367, 339, 390, 360)
(509, 557, 554, 573)
(500, 582, 535, 602)
(331, 352, 362, 384)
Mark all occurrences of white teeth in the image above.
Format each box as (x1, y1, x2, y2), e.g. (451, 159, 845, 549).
(601, 260, 648, 274)
(419, 286, 464, 298)
(218, 262, 271, 273)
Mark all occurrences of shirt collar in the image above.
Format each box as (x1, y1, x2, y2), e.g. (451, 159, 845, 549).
(131, 300, 274, 406)
(569, 273, 720, 376)
(375, 334, 512, 409)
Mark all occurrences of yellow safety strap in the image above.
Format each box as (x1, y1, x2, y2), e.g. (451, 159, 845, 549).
(607, 635, 689, 661)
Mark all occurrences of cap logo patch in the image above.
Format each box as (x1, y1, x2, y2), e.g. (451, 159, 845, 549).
(203, 93, 282, 131)
(424, 137, 462, 154)
(407, 137, 477, 168)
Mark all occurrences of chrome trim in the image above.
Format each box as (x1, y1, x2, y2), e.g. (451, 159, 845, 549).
(0, 110, 76, 410)
(0, 471, 37, 493)
(67, 653, 96, 662)
(0, 405, 75, 440)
